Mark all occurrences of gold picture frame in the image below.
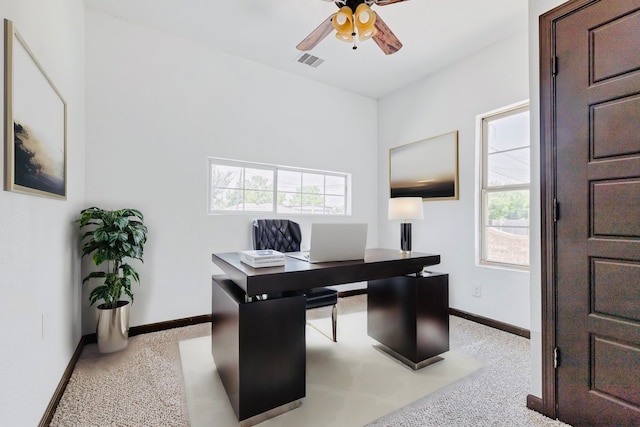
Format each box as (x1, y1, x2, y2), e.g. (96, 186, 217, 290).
(4, 19, 67, 199)
(389, 130, 459, 201)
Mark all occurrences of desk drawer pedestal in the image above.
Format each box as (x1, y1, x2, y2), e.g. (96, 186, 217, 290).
(211, 275, 306, 423)
(367, 272, 449, 369)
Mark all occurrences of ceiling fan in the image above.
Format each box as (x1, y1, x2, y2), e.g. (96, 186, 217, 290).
(297, 0, 409, 55)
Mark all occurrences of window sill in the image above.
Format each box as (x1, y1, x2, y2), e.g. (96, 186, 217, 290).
(478, 261, 530, 273)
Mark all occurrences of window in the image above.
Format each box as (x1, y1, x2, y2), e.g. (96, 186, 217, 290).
(208, 158, 349, 215)
(479, 103, 530, 269)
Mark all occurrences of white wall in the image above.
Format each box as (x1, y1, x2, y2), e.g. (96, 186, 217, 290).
(378, 29, 530, 329)
(528, 0, 567, 400)
(83, 10, 379, 334)
(0, 0, 85, 424)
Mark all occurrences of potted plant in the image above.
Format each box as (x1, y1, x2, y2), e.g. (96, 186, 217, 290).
(77, 207, 148, 353)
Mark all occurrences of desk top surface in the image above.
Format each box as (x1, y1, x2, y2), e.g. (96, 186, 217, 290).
(212, 248, 440, 296)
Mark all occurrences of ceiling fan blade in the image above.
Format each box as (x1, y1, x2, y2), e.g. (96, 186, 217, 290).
(372, 12, 403, 55)
(297, 14, 334, 51)
(373, 0, 410, 5)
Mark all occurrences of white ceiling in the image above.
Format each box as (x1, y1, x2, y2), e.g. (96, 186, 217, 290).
(83, 0, 528, 99)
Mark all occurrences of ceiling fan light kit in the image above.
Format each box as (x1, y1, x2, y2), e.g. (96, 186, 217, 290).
(297, 0, 407, 55)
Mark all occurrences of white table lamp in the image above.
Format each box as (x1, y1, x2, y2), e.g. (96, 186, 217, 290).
(388, 197, 424, 252)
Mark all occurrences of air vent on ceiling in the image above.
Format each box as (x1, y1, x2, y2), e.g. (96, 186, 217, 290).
(295, 53, 325, 68)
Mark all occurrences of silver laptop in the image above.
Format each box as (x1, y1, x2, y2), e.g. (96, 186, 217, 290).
(288, 223, 368, 263)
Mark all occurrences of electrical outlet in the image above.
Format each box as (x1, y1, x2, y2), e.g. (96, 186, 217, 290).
(472, 283, 482, 298)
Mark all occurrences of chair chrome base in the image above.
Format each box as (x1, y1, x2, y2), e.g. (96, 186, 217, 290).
(306, 303, 338, 342)
(239, 399, 303, 427)
(373, 343, 444, 370)
(331, 303, 337, 342)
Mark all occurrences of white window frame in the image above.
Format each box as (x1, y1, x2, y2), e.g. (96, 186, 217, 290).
(208, 157, 351, 216)
(477, 101, 530, 270)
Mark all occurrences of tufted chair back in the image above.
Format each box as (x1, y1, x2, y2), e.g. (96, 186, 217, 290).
(252, 219, 302, 253)
(251, 218, 338, 342)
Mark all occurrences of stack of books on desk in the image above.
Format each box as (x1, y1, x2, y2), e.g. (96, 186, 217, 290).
(239, 250, 285, 268)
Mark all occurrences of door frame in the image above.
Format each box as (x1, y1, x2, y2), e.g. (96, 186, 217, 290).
(537, 0, 598, 419)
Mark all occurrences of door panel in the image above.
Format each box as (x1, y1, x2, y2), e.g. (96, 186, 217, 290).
(591, 10, 640, 82)
(593, 335, 640, 408)
(592, 259, 640, 321)
(592, 95, 640, 158)
(554, 0, 640, 425)
(592, 179, 640, 236)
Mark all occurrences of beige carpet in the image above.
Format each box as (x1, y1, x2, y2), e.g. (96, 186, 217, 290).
(51, 295, 570, 426)
(180, 312, 482, 426)
(367, 316, 570, 427)
(50, 323, 210, 426)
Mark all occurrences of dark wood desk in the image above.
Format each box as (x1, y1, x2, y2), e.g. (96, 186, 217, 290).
(211, 249, 443, 425)
(212, 248, 440, 296)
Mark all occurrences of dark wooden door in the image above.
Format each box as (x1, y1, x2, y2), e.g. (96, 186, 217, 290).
(554, 0, 640, 425)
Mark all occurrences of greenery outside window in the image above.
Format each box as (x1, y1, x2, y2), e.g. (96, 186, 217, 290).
(479, 103, 530, 269)
(208, 158, 349, 215)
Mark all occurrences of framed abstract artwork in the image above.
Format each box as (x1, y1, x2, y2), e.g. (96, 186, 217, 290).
(389, 131, 459, 200)
(4, 19, 67, 199)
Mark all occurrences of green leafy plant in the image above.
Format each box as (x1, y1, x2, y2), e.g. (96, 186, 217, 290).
(77, 207, 148, 309)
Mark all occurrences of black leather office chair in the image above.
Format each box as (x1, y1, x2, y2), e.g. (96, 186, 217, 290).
(252, 219, 338, 342)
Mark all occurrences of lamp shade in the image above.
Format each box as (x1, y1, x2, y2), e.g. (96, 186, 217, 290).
(388, 197, 424, 221)
(355, 4, 378, 41)
(333, 6, 355, 43)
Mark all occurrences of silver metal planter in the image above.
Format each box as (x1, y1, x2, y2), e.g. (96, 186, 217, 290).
(96, 300, 130, 353)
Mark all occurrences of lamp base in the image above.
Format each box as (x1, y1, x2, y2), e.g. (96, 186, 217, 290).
(400, 222, 412, 252)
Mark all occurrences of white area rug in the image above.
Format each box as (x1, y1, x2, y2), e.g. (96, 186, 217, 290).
(180, 312, 482, 427)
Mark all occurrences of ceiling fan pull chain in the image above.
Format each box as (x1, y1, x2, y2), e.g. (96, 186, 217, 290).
(352, 11, 357, 50)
